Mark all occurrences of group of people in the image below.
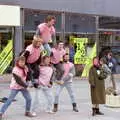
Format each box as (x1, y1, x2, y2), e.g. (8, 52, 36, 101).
(89, 51, 117, 116)
(0, 15, 118, 119)
(0, 15, 79, 120)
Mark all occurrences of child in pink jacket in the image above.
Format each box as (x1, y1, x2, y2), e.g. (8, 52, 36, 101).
(0, 56, 35, 120)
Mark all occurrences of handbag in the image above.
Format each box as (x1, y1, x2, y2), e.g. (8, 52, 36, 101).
(106, 94, 120, 107)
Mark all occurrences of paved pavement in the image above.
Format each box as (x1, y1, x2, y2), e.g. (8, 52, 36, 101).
(0, 75, 120, 120)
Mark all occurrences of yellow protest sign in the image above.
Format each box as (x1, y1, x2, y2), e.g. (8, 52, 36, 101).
(81, 43, 96, 77)
(0, 50, 13, 74)
(74, 38, 88, 64)
(0, 40, 12, 65)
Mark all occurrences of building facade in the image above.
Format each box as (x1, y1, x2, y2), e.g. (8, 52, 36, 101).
(0, 0, 120, 58)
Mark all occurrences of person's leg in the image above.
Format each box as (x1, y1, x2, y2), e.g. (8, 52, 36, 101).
(26, 64, 34, 85)
(53, 84, 64, 112)
(21, 89, 32, 113)
(65, 83, 78, 112)
(95, 104, 104, 115)
(42, 87, 54, 113)
(92, 104, 96, 116)
(43, 43, 51, 56)
(31, 88, 40, 112)
(0, 89, 19, 114)
(111, 74, 117, 93)
(32, 64, 40, 80)
(21, 89, 35, 117)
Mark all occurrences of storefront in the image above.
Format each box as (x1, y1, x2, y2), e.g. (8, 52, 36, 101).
(1, 0, 120, 74)
(0, 5, 20, 74)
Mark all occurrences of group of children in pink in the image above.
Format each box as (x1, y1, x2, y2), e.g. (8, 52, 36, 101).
(0, 15, 78, 120)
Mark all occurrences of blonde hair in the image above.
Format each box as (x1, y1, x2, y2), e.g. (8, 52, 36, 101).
(32, 35, 42, 47)
(16, 56, 26, 63)
(45, 15, 56, 23)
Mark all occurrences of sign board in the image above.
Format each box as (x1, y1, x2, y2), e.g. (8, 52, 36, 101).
(0, 5, 20, 26)
(74, 38, 88, 64)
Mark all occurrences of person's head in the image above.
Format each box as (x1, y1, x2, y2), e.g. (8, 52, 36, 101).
(32, 35, 42, 48)
(99, 57, 107, 65)
(107, 52, 112, 59)
(63, 53, 69, 62)
(93, 57, 99, 67)
(16, 56, 26, 68)
(45, 15, 56, 27)
(57, 41, 64, 50)
(42, 56, 51, 65)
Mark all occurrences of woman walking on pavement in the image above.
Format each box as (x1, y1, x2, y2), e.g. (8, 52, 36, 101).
(0, 56, 35, 120)
(89, 57, 106, 116)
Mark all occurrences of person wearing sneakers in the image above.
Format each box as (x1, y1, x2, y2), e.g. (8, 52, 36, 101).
(53, 53, 79, 112)
(21, 35, 43, 88)
(32, 55, 54, 114)
(0, 56, 35, 120)
(36, 15, 56, 56)
(51, 41, 66, 84)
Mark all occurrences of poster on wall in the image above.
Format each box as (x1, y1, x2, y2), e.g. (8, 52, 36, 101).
(74, 38, 88, 64)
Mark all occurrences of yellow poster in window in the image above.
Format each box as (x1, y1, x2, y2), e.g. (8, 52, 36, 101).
(74, 38, 88, 64)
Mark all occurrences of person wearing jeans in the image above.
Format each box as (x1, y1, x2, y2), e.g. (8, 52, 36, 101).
(53, 53, 79, 112)
(32, 86, 53, 113)
(0, 56, 35, 120)
(32, 56, 54, 114)
(43, 43, 52, 56)
(36, 15, 56, 56)
(0, 89, 31, 114)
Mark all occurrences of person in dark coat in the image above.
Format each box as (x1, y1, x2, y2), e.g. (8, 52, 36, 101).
(89, 57, 106, 116)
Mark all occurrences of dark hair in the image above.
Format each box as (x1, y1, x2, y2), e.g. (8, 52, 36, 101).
(45, 15, 56, 23)
(93, 56, 98, 61)
(100, 57, 107, 64)
(57, 40, 64, 45)
(63, 53, 69, 58)
(42, 55, 50, 61)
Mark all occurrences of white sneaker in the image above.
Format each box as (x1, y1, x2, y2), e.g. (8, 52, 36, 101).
(45, 110, 55, 114)
(31, 112, 37, 116)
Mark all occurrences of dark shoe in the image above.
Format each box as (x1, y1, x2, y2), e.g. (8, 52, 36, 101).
(0, 113, 3, 120)
(96, 108, 104, 115)
(53, 104, 58, 112)
(92, 108, 96, 116)
(25, 112, 36, 117)
(72, 103, 79, 112)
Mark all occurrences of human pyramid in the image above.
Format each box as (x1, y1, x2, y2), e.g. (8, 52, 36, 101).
(0, 15, 79, 120)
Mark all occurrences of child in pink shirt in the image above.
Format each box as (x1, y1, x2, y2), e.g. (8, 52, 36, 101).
(32, 56, 54, 114)
(36, 15, 56, 56)
(0, 56, 35, 120)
